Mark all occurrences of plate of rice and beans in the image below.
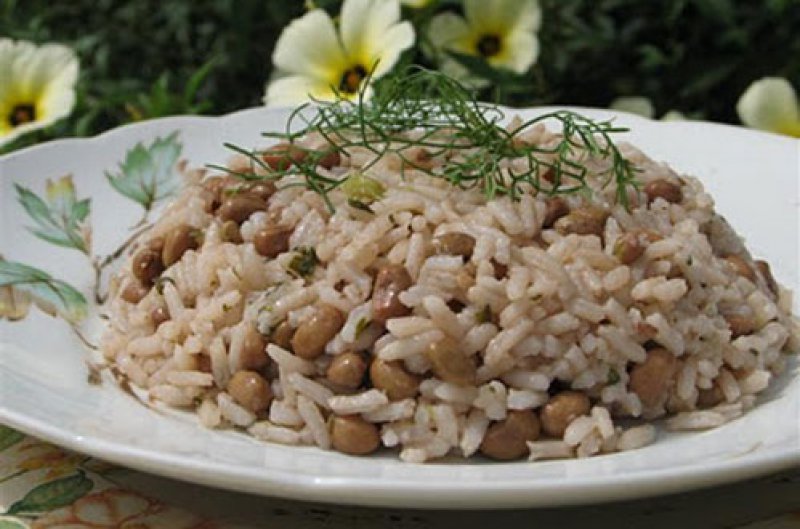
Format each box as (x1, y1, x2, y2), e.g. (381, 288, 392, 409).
(1, 73, 798, 508)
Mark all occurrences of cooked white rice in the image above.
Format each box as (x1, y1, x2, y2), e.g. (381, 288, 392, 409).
(101, 117, 798, 463)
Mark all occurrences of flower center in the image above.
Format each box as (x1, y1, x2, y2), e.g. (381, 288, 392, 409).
(8, 103, 36, 127)
(476, 35, 501, 57)
(339, 65, 367, 94)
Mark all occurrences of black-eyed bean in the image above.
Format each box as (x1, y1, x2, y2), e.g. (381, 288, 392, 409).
(290, 304, 345, 359)
(372, 264, 412, 323)
(540, 391, 590, 438)
(331, 415, 380, 455)
(479, 410, 541, 460)
(628, 348, 677, 408)
(227, 370, 273, 413)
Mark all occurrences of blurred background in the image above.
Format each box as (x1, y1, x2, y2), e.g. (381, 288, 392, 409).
(2, 0, 799, 153)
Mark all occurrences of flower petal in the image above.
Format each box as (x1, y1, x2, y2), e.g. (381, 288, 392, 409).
(464, 0, 541, 35)
(737, 77, 800, 137)
(264, 75, 337, 107)
(610, 96, 656, 119)
(12, 43, 78, 101)
(0, 39, 78, 147)
(272, 9, 347, 83)
(264, 74, 374, 107)
(491, 29, 539, 74)
(369, 22, 415, 78)
(340, 0, 414, 77)
(426, 12, 473, 58)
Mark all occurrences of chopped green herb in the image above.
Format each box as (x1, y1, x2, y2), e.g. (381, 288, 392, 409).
(340, 171, 386, 205)
(154, 276, 175, 295)
(354, 317, 371, 339)
(289, 247, 319, 277)
(607, 369, 621, 385)
(476, 304, 493, 324)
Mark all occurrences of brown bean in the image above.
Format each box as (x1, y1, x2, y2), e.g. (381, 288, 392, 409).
(248, 181, 277, 201)
(147, 237, 165, 253)
(432, 232, 475, 259)
(724, 255, 756, 282)
(425, 336, 476, 386)
(479, 410, 541, 460)
(372, 264, 412, 323)
(253, 225, 292, 258)
(331, 415, 380, 455)
(628, 348, 677, 408)
(369, 359, 420, 400)
(197, 354, 211, 373)
(120, 280, 149, 304)
(542, 196, 569, 228)
(724, 313, 756, 338)
(540, 391, 590, 438)
(492, 260, 508, 280)
(755, 260, 779, 296)
(217, 193, 268, 224)
(271, 320, 294, 350)
(613, 229, 662, 265)
(162, 224, 200, 267)
(227, 370, 273, 413)
(291, 304, 345, 359)
(697, 384, 724, 408)
(261, 143, 307, 170)
(221, 220, 243, 243)
(151, 306, 170, 327)
(131, 248, 164, 285)
(554, 207, 608, 237)
(317, 149, 341, 170)
(644, 179, 683, 204)
(327, 352, 367, 389)
(411, 148, 436, 170)
(240, 323, 269, 370)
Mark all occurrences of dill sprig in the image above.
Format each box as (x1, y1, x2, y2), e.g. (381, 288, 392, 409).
(215, 67, 639, 212)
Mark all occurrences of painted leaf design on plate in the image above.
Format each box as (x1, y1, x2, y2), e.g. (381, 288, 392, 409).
(0, 426, 25, 452)
(0, 517, 30, 529)
(0, 260, 87, 324)
(6, 471, 93, 515)
(105, 131, 182, 211)
(14, 175, 91, 254)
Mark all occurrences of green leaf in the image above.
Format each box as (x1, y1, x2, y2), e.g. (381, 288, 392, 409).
(6, 471, 93, 515)
(0, 426, 24, 452)
(105, 131, 182, 210)
(0, 260, 88, 324)
(14, 177, 90, 254)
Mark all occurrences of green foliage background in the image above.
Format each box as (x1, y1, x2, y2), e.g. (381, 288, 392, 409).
(2, 0, 799, 150)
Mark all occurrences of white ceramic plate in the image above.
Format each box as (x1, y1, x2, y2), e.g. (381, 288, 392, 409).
(1, 106, 798, 509)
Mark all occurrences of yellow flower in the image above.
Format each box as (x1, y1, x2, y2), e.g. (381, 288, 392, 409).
(426, 0, 541, 83)
(0, 38, 79, 147)
(736, 77, 800, 138)
(264, 0, 415, 107)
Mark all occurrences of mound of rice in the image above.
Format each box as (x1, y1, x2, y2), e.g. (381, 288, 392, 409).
(101, 118, 798, 463)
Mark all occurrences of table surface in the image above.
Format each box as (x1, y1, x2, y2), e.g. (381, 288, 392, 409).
(1, 425, 798, 528)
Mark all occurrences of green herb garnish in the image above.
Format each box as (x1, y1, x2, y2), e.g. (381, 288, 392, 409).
(607, 369, 621, 385)
(288, 247, 319, 277)
(476, 304, 493, 324)
(217, 66, 640, 212)
(153, 276, 175, 295)
(354, 317, 371, 339)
